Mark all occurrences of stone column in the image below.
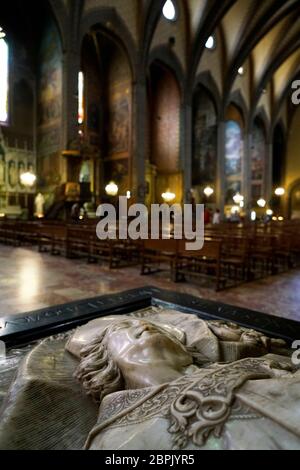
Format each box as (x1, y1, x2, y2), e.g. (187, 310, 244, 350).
(61, 48, 81, 183)
(132, 77, 147, 203)
(217, 121, 226, 216)
(266, 140, 273, 203)
(244, 132, 252, 217)
(181, 97, 192, 203)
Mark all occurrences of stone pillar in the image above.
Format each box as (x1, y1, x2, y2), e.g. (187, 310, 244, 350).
(244, 132, 252, 217)
(132, 77, 147, 203)
(61, 48, 81, 182)
(266, 140, 273, 203)
(181, 98, 192, 203)
(217, 121, 226, 216)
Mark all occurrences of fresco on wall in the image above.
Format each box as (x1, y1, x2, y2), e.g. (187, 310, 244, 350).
(225, 120, 243, 204)
(225, 120, 243, 176)
(37, 20, 62, 189)
(38, 22, 62, 128)
(108, 94, 130, 155)
(151, 68, 180, 173)
(251, 121, 266, 201)
(192, 89, 217, 187)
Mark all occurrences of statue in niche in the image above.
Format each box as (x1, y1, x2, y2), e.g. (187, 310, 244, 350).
(0, 309, 299, 450)
(18, 161, 25, 188)
(34, 193, 45, 218)
(0, 154, 5, 186)
(8, 160, 18, 188)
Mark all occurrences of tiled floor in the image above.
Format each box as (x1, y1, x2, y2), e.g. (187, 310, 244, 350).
(0, 244, 299, 321)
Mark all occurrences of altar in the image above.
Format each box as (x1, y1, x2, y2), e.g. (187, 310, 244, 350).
(0, 288, 300, 450)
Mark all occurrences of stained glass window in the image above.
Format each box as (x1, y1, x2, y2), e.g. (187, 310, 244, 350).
(78, 71, 84, 125)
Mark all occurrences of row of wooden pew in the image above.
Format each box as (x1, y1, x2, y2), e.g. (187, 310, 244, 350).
(0, 220, 299, 291)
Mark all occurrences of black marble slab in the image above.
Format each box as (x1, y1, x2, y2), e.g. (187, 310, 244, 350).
(0, 286, 300, 348)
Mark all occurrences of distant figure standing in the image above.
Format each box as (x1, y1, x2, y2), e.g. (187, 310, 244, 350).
(204, 207, 212, 225)
(212, 209, 221, 225)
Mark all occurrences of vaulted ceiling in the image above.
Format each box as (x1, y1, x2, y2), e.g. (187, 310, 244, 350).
(1, 0, 299, 121)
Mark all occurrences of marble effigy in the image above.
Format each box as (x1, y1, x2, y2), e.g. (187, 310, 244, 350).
(0, 307, 299, 450)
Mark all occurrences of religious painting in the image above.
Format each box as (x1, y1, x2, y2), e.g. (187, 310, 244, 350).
(150, 64, 180, 173)
(37, 19, 62, 185)
(192, 88, 217, 187)
(225, 119, 244, 205)
(225, 120, 243, 177)
(37, 21, 62, 128)
(108, 96, 130, 155)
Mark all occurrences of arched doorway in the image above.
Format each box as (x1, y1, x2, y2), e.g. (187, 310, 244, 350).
(147, 61, 182, 205)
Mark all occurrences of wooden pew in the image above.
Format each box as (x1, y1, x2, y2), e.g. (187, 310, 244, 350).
(174, 239, 224, 291)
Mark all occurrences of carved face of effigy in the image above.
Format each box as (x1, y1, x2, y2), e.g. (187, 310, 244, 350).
(106, 319, 193, 387)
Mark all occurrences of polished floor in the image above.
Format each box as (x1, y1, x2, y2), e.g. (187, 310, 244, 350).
(0, 244, 299, 321)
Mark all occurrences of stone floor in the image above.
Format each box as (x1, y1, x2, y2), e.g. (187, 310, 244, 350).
(0, 244, 299, 321)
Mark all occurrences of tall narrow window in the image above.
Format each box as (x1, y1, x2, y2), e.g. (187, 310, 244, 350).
(78, 71, 84, 125)
(0, 27, 8, 123)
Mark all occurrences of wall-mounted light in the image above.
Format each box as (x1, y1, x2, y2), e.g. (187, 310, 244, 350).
(20, 172, 37, 188)
(238, 67, 244, 75)
(275, 187, 285, 196)
(266, 209, 273, 216)
(203, 186, 214, 198)
(162, 190, 176, 203)
(251, 211, 257, 221)
(126, 191, 131, 200)
(105, 181, 118, 197)
(257, 198, 266, 208)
